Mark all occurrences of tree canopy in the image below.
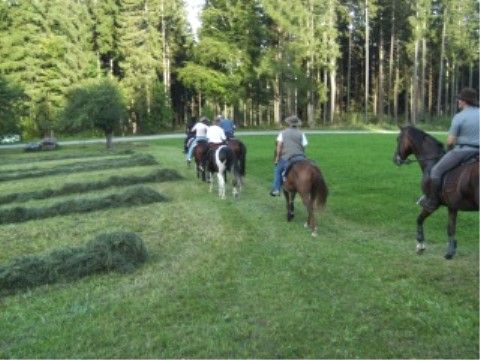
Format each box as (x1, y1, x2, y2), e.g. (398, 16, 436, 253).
(0, 0, 478, 137)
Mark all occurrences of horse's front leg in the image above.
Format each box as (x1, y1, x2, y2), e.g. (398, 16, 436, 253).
(445, 208, 457, 260)
(285, 190, 295, 221)
(416, 208, 432, 254)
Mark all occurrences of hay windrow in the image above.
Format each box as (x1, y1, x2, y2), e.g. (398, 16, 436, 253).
(0, 154, 158, 182)
(0, 232, 148, 296)
(0, 169, 182, 205)
(1, 149, 135, 166)
(0, 186, 168, 224)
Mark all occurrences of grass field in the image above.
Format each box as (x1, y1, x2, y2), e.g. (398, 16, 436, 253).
(0, 134, 478, 358)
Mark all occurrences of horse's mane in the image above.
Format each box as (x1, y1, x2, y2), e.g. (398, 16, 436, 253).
(404, 126, 445, 154)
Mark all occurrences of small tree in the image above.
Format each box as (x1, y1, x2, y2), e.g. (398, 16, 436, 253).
(62, 78, 125, 149)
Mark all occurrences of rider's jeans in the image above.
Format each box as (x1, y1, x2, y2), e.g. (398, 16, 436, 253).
(187, 136, 207, 160)
(272, 159, 287, 192)
(430, 148, 478, 180)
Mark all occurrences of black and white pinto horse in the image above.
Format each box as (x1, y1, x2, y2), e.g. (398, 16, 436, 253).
(207, 145, 242, 199)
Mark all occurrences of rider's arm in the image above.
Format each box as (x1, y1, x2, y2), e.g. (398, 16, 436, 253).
(275, 141, 282, 164)
(446, 135, 456, 150)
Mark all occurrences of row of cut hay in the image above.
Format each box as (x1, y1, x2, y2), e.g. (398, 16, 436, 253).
(0, 232, 148, 296)
(0, 169, 182, 205)
(1, 148, 135, 166)
(0, 185, 167, 224)
(0, 154, 158, 182)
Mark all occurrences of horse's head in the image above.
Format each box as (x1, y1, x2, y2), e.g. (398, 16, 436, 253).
(393, 126, 414, 166)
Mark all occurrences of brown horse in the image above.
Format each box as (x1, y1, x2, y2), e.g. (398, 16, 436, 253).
(283, 159, 328, 237)
(393, 126, 479, 259)
(193, 140, 209, 181)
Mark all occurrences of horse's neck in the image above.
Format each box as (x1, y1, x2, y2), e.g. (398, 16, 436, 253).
(412, 138, 443, 174)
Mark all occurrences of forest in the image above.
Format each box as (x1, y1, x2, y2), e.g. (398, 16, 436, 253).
(0, 0, 478, 139)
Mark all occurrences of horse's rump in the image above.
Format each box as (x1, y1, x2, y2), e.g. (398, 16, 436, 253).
(285, 160, 328, 210)
(227, 139, 246, 176)
(442, 161, 479, 210)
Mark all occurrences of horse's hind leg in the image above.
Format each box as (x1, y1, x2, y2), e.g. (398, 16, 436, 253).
(285, 190, 295, 221)
(416, 208, 432, 254)
(445, 208, 457, 260)
(301, 193, 317, 236)
(217, 172, 226, 199)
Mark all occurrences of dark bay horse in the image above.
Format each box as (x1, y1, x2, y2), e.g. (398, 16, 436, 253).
(393, 126, 479, 259)
(227, 138, 247, 178)
(283, 159, 328, 237)
(207, 145, 242, 199)
(193, 140, 209, 181)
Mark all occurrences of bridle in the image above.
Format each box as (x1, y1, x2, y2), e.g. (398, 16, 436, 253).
(398, 131, 444, 165)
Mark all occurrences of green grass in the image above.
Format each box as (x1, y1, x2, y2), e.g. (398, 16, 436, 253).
(0, 134, 477, 358)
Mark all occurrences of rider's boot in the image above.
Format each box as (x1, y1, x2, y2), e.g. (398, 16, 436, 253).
(419, 178, 441, 212)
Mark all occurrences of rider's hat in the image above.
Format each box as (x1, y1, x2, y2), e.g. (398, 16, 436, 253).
(285, 115, 302, 127)
(456, 88, 479, 106)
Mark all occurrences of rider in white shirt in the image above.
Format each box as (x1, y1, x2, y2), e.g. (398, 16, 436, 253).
(186, 117, 209, 163)
(206, 118, 227, 146)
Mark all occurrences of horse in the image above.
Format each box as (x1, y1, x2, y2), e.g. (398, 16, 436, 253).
(393, 126, 479, 259)
(282, 159, 328, 237)
(192, 140, 209, 181)
(227, 138, 247, 178)
(207, 145, 242, 199)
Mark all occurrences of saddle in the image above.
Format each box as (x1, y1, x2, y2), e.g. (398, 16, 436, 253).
(282, 155, 307, 181)
(442, 153, 479, 193)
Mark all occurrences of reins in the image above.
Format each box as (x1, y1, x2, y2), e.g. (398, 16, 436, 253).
(402, 154, 443, 165)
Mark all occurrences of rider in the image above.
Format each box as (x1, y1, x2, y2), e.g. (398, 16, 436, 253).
(270, 115, 308, 197)
(184, 117, 196, 154)
(186, 116, 209, 166)
(419, 87, 480, 211)
(217, 114, 236, 140)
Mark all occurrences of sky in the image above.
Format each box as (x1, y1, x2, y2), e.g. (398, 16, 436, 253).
(184, 0, 205, 37)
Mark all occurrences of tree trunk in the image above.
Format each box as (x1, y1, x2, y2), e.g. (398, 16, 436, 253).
(411, 38, 419, 125)
(273, 75, 281, 125)
(387, 3, 395, 118)
(347, 22, 352, 111)
(329, 67, 336, 124)
(364, 0, 369, 122)
(105, 131, 113, 150)
(436, 7, 447, 116)
(428, 54, 433, 114)
(378, 28, 384, 121)
(394, 63, 399, 124)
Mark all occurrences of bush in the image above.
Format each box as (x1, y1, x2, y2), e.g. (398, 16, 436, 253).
(0, 232, 148, 296)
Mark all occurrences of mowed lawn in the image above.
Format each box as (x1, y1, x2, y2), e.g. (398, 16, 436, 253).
(0, 133, 478, 358)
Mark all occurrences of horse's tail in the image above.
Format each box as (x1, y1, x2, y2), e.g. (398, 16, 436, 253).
(231, 150, 243, 186)
(238, 141, 246, 176)
(311, 167, 328, 210)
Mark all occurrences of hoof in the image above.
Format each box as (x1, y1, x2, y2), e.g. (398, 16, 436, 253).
(416, 242, 426, 255)
(287, 213, 294, 221)
(444, 253, 454, 260)
(304, 222, 308, 228)
(311, 231, 318, 237)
